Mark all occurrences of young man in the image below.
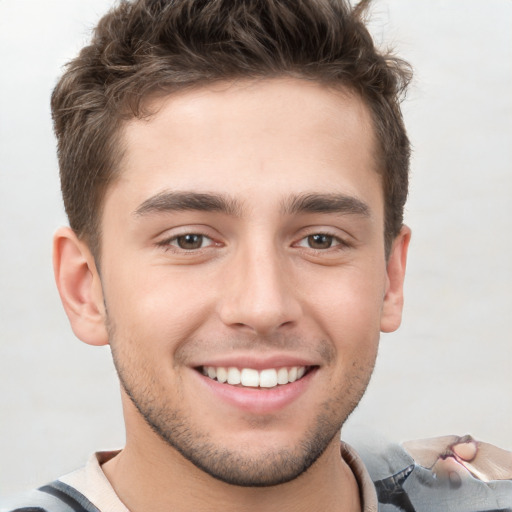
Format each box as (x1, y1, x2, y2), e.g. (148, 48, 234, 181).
(3, 1, 511, 511)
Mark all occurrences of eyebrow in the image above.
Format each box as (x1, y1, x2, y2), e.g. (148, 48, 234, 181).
(134, 191, 243, 217)
(133, 190, 370, 219)
(283, 193, 370, 217)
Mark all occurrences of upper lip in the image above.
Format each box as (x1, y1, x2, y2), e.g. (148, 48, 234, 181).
(190, 353, 320, 371)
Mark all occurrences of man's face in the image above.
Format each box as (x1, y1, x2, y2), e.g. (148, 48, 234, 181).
(97, 79, 405, 486)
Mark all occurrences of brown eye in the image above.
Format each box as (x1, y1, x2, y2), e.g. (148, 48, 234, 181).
(307, 234, 334, 249)
(176, 234, 205, 250)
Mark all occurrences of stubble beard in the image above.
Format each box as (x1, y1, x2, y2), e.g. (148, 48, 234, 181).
(108, 322, 375, 487)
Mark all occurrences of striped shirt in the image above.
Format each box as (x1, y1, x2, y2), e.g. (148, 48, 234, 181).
(2, 437, 511, 512)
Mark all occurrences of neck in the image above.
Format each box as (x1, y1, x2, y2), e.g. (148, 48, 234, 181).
(102, 428, 361, 512)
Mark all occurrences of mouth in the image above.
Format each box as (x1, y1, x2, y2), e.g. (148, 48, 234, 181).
(197, 365, 314, 389)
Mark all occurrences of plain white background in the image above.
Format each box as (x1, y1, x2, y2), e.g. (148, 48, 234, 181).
(1, 0, 511, 500)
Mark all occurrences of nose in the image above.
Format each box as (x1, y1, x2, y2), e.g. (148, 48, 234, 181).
(217, 243, 302, 336)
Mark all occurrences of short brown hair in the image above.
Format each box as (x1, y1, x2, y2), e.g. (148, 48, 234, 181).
(51, 0, 411, 257)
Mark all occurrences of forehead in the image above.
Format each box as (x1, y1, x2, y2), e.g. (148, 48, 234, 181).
(111, 78, 381, 215)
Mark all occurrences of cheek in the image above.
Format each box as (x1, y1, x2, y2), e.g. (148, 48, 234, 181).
(103, 263, 215, 350)
(305, 266, 386, 341)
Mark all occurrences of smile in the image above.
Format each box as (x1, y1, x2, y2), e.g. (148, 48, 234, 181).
(200, 366, 309, 389)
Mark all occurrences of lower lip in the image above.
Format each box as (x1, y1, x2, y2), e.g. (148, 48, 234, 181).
(194, 368, 317, 415)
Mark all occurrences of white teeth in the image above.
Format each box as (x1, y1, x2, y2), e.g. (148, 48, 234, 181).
(277, 367, 289, 385)
(227, 367, 241, 385)
(216, 367, 228, 383)
(202, 365, 308, 388)
(241, 368, 259, 387)
(259, 369, 278, 388)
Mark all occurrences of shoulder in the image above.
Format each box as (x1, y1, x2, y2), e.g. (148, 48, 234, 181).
(1, 480, 100, 512)
(349, 434, 512, 512)
(1, 451, 124, 512)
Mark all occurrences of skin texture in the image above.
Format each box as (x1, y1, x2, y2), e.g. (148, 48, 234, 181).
(54, 78, 410, 512)
(404, 435, 512, 484)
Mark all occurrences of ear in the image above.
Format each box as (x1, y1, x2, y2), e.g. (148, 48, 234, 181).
(380, 225, 411, 333)
(53, 226, 109, 346)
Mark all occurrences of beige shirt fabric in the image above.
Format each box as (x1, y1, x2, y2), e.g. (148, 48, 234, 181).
(59, 443, 378, 512)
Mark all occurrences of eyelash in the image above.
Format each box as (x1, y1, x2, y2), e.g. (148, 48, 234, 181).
(295, 233, 350, 251)
(156, 233, 216, 252)
(156, 231, 349, 253)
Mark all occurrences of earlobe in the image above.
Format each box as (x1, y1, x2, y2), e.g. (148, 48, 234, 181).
(53, 227, 109, 346)
(380, 225, 411, 333)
